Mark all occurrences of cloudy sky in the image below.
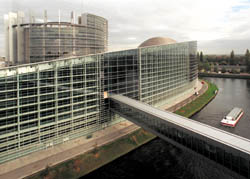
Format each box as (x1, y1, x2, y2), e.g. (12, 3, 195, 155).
(0, 0, 250, 56)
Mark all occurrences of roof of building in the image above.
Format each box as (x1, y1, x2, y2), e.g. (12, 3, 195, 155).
(138, 37, 177, 48)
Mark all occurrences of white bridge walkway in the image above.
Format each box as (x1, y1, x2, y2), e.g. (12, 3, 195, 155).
(110, 94, 250, 179)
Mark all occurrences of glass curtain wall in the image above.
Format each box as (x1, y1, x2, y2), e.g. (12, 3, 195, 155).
(101, 49, 140, 125)
(0, 56, 101, 163)
(22, 22, 107, 64)
(0, 41, 197, 163)
(140, 41, 197, 107)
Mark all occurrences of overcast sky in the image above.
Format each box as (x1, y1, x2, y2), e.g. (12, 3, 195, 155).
(0, 0, 250, 56)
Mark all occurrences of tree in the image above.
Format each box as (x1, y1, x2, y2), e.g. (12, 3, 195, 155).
(221, 67, 227, 73)
(232, 68, 237, 74)
(230, 50, 235, 65)
(198, 62, 203, 71)
(197, 52, 200, 62)
(214, 66, 218, 73)
(203, 61, 210, 72)
(200, 51, 204, 62)
(230, 50, 235, 59)
(245, 49, 250, 73)
(210, 62, 214, 72)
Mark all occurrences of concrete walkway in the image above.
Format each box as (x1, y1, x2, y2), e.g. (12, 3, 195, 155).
(0, 121, 139, 179)
(0, 80, 206, 179)
(161, 80, 203, 110)
(167, 81, 208, 112)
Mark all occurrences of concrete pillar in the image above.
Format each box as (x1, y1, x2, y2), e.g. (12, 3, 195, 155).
(17, 11, 25, 64)
(4, 14, 9, 65)
(8, 12, 18, 65)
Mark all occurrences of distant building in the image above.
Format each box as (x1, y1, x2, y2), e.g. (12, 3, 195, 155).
(4, 11, 108, 65)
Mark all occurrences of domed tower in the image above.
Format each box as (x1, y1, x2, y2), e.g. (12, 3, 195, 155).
(138, 37, 177, 48)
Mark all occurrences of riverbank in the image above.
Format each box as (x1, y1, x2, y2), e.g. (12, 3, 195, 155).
(26, 81, 217, 179)
(199, 72, 250, 79)
(27, 129, 156, 179)
(175, 81, 218, 117)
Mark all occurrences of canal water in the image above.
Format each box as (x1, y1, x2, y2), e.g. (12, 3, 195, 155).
(83, 78, 250, 179)
(192, 78, 250, 139)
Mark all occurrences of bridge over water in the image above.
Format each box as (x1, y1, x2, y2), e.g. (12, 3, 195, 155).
(109, 94, 250, 179)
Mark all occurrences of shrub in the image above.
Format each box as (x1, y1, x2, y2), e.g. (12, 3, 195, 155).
(221, 67, 226, 73)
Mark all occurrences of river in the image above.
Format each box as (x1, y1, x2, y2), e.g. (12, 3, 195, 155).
(83, 78, 250, 179)
(192, 78, 250, 139)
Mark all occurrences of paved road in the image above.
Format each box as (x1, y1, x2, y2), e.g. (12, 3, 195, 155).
(167, 81, 208, 112)
(0, 124, 139, 179)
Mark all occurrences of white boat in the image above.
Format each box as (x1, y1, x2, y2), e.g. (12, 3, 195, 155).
(221, 107, 243, 127)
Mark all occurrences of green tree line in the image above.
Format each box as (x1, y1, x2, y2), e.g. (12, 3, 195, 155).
(197, 49, 250, 73)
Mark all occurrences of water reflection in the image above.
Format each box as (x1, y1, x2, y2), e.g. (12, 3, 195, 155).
(192, 78, 250, 139)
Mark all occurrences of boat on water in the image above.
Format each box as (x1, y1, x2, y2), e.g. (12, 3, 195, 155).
(221, 107, 244, 127)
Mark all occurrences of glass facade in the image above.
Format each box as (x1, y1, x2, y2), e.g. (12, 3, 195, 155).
(0, 56, 102, 163)
(0, 41, 197, 163)
(140, 42, 197, 107)
(25, 20, 108, 63)
(9, 13, 108, 65)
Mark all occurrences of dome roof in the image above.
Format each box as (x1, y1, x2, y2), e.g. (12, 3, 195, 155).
(138, 37, 177, 48)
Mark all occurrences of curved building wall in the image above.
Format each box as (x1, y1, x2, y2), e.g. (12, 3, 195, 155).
(139, 41, 198, 107)
(23, 22, 107, 64)
(0, 41, 197, 163)
(7, 13, 108, 65)
(81, 13, 108, 52)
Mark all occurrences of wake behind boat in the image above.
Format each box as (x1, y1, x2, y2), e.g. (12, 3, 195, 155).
(221, 107, 243, 127)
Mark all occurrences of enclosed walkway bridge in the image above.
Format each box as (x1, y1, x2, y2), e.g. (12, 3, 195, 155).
(110, 95, 250, 179)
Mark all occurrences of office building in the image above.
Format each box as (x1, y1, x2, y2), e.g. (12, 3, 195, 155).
(4, 11, 108, 65)
(0, 36, 197, 163)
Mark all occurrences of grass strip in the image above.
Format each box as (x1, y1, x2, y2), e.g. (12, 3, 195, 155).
(175, 80, 218, 118)
(27, 129, 156, 179)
